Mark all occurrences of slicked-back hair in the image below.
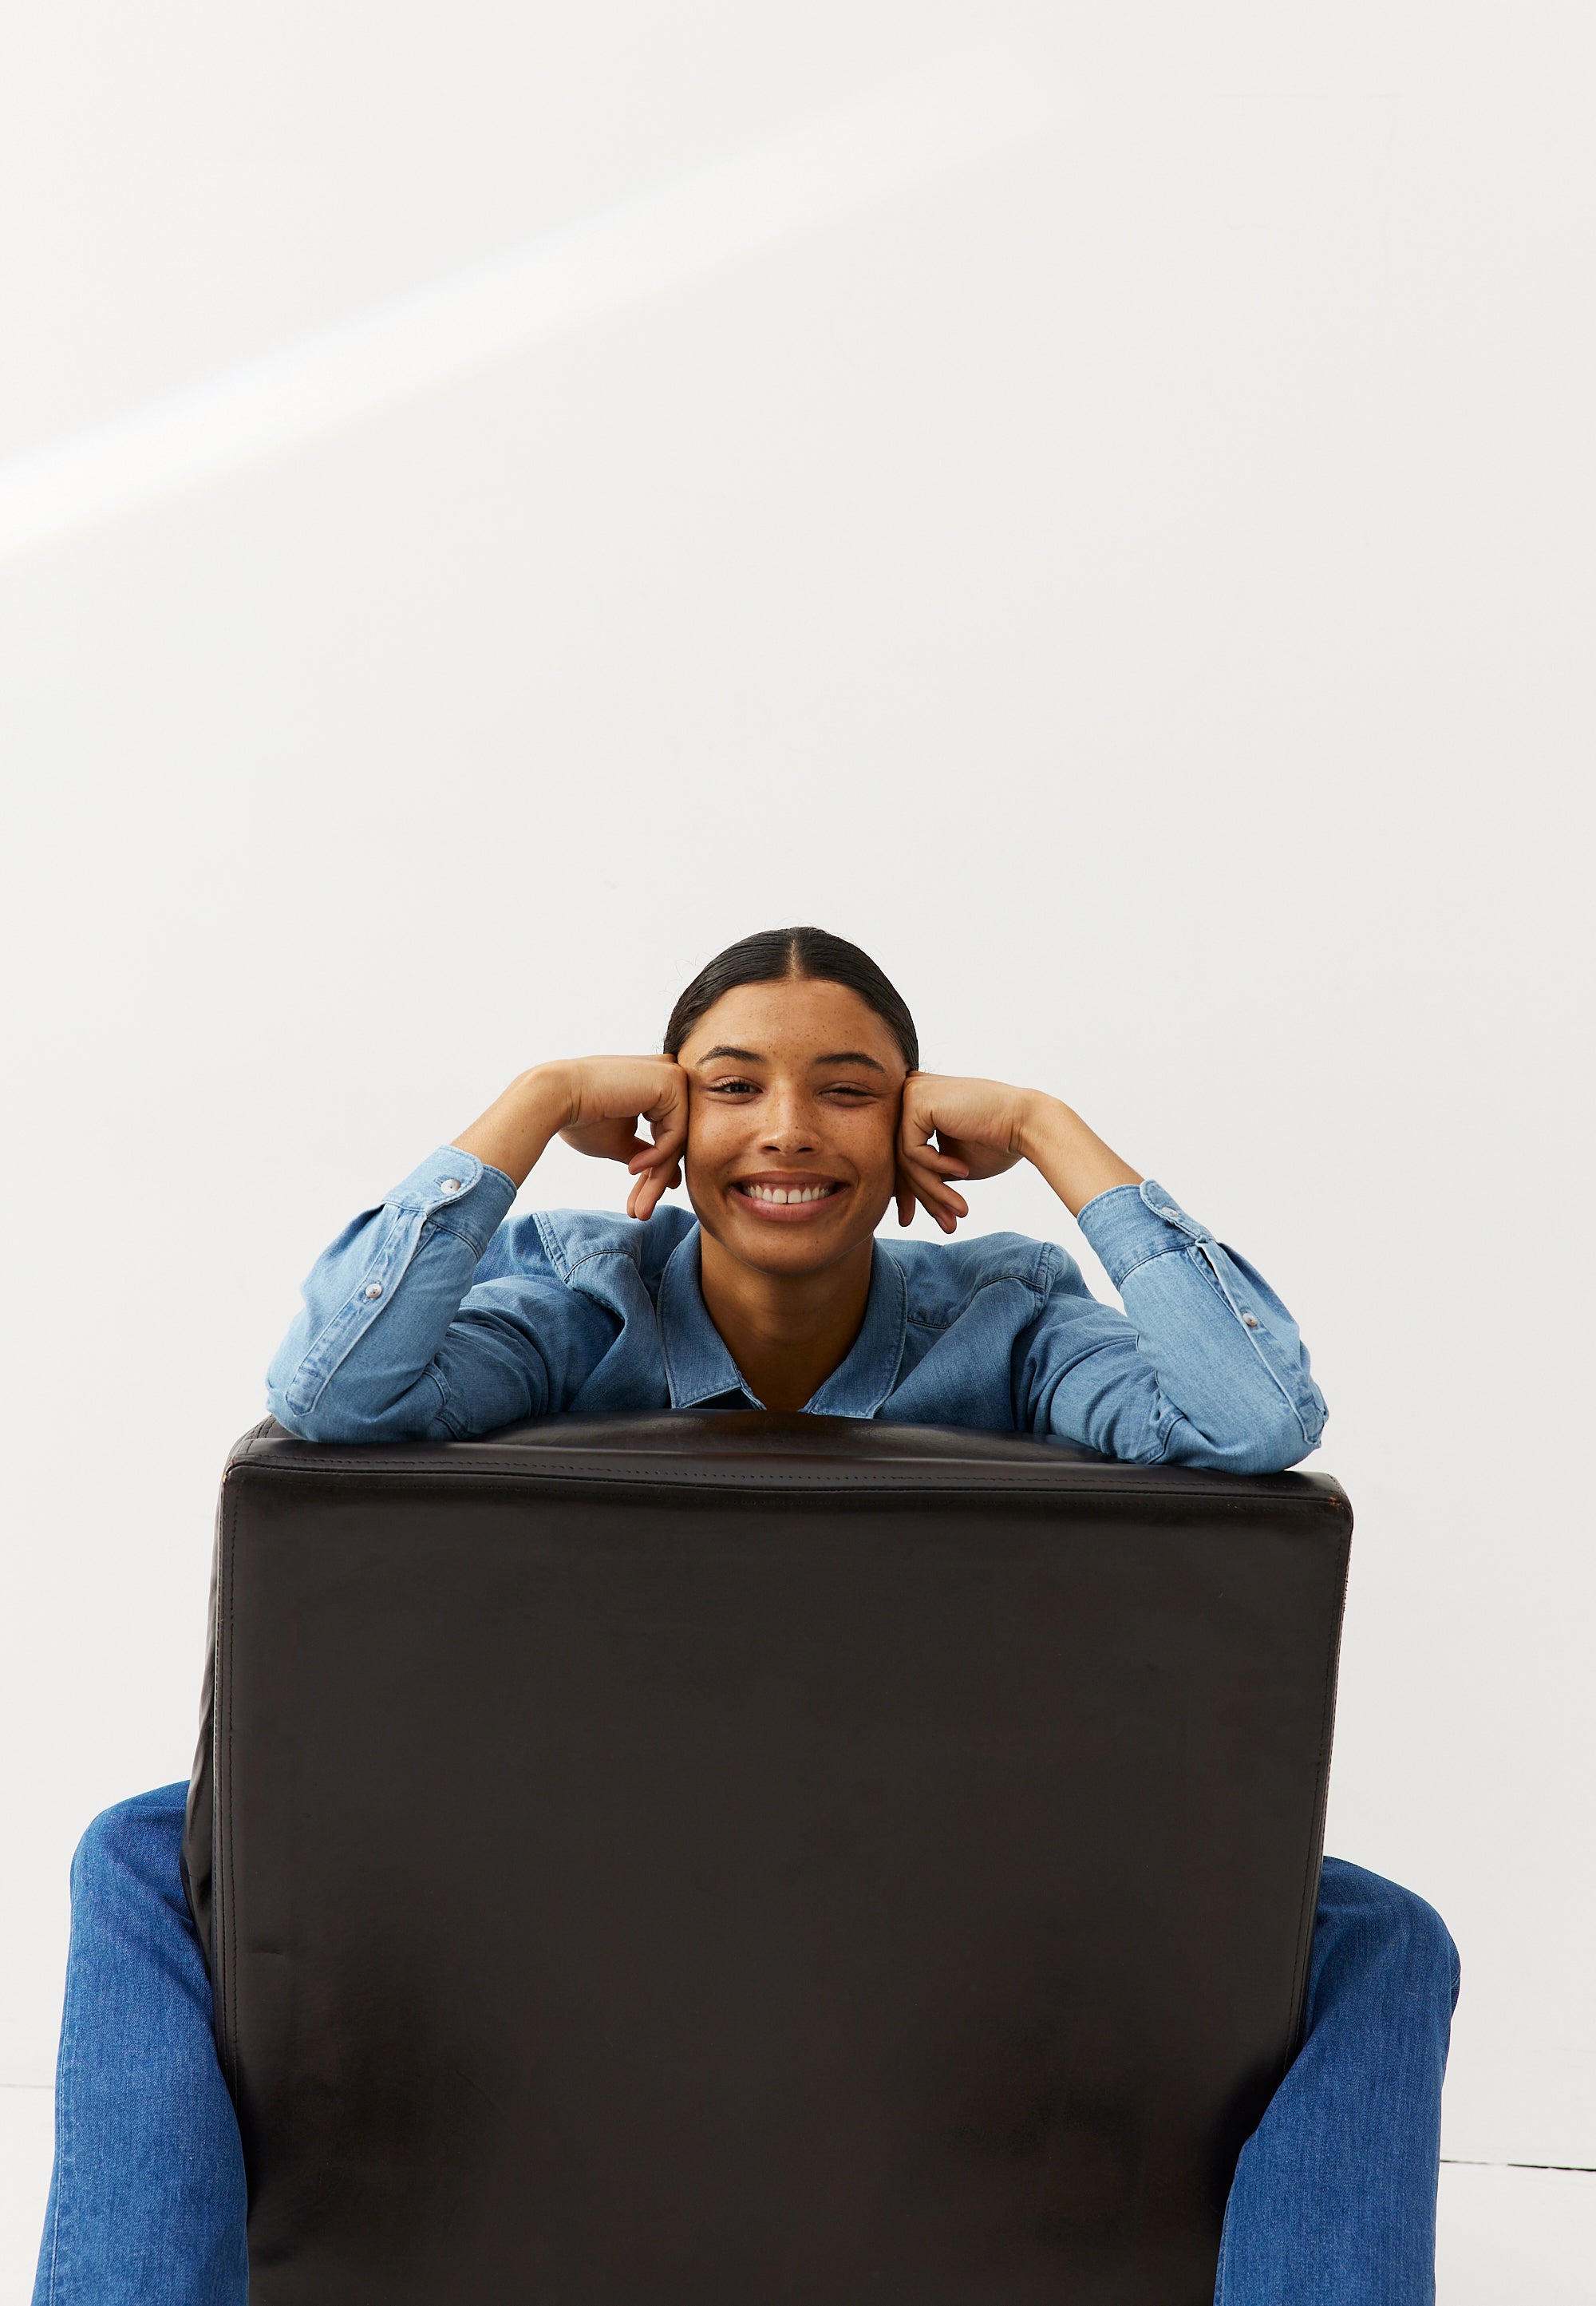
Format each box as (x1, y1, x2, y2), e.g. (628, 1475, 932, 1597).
(664, 927, 918, 1071)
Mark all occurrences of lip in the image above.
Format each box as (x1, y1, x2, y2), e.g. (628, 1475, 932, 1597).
(729, 1173, 849, 1223)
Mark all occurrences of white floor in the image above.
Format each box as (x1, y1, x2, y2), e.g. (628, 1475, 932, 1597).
(0, 2092, 52, 2304)
(1435, 2161, 1596, 2303)
(2, 2084, 1591, 2301)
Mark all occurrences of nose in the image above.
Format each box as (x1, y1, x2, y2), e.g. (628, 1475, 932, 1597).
(760, 1086, 817, 1154)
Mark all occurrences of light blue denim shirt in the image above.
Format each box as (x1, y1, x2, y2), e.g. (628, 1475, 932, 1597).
(267, 1150, 1325, 1473)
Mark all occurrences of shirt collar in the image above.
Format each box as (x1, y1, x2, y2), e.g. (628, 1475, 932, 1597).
(658, 1229, 752, 1409)
(658, 1227, 907, 1418)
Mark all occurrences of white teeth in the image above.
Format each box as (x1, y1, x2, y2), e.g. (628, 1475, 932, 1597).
(742, 1183, 836, 1204)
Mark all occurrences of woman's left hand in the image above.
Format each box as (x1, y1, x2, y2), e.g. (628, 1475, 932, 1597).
(895, 1074, 1031, 1232)
(896, 1074, 1144, 1232)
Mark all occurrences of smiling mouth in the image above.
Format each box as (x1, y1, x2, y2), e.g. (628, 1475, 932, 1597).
(733, 1181, 844, 1208)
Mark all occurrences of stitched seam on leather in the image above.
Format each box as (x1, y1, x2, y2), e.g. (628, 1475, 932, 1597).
(227, 1457, 1345, 1509)
(218, 1477, 241, 2098)
(229, 1450, 1339, 1485)
(226, 1481, 238, 2095)
(1285, 1536, 1349, 2064)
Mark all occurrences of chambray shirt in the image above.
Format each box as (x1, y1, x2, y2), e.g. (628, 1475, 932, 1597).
(267, 1149, 1325, 1474)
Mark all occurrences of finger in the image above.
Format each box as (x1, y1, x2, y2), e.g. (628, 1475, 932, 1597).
(626, 1082, 689, 1167)
(898, 1110, 970, 1174)
(900, 1151, 970, 1215)
(638, 1092, 689, 1170)
(903, 1173, 968, 1232)
(626, 1153, 682, 1220)
(898, 1110, 935, 1159)
(907, 1184, 963, 1234)
(639, 1125, 686, 1175)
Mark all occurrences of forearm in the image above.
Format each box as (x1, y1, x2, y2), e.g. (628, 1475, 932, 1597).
(1018, 1094, 1141, 1217)
(452, 1063, 573, 1189)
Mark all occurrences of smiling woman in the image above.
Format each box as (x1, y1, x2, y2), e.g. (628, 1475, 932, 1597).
(34, 927, 1462, 2306)
(444, 925, 1151, 1415)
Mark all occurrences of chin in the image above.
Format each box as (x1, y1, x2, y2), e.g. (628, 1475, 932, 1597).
(751, 1235, 859, 1276)
(725, 1216, 851, 1269)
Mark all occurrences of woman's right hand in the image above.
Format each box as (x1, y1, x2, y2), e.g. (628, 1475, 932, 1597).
(452, 1057, 689, 1219)
(556, 1057, 690, 1218)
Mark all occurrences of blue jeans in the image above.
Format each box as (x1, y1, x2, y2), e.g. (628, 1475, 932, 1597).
(34, 1783, 1460, 2305)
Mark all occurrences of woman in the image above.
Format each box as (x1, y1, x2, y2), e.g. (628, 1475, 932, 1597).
(37, 927, 1457, 2305)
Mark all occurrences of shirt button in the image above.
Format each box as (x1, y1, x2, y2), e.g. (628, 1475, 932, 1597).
(440, 1177, 462, 1194)
(1242, 1312, 1259, 1328)
(1159, 1205, 1179, 1221)
(364, 1283, 383, 1299)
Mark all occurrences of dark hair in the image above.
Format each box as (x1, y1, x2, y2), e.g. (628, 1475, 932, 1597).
(664, 926, 918, 1070)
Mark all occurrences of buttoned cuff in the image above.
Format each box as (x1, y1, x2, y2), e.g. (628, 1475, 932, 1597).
(386, 1145, 517, 1252)
(1077, 1179, 1208, 1290)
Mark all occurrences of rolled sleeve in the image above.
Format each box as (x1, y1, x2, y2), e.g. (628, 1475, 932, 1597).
(267, 1147, 517, 1438)
(1076, 1180, 1199, 1288)
(385, 1147, 518, 1250)
(1075, 1178, 1327, 1472)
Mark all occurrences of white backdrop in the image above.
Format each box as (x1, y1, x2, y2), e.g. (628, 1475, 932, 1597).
(2, 2, 1593, 2294)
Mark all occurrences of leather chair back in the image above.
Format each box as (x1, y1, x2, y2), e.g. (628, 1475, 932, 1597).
(184, 1410, 1349, 2304)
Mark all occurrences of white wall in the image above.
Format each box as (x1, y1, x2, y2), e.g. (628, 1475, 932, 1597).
(2, 1, 1592, 2288)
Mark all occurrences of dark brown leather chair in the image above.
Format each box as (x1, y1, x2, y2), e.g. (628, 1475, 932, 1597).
(184, 1411, 1349, 2304)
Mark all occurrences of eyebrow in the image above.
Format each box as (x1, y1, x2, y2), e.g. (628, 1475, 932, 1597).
(693, 1043, 888, 1074)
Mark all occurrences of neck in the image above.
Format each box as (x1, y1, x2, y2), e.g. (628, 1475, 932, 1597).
(697, 1232, 875, 1414)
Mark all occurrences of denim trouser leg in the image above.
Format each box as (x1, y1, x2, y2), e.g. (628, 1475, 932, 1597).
(34, 1800, 1454, 2306)
(1215, 1856, 1461, 2306)
(33, 1784, 247, 2306)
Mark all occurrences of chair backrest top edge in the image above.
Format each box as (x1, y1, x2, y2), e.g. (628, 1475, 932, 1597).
(225, 1412, 1349, 1517)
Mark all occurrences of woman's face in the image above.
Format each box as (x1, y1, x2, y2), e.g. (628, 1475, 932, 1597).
(677, 976, 907, 1276)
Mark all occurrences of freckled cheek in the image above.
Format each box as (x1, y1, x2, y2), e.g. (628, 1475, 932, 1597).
(836, 1117, 899, 1197)
(683, 1111, 742, 1185)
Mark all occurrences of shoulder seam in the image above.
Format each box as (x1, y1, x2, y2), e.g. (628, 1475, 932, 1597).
(564, 1242, 642, 1280)
(905, 1255, 1053, 1334)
